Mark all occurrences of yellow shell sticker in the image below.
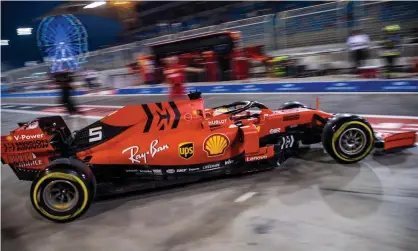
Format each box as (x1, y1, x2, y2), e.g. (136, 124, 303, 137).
(256, 126, 260, 132)
(6, 135, 12, 141)
(213, 108, 229, 116)
(203, 134, 230, 157)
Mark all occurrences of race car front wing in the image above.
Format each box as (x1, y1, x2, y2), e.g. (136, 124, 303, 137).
(374, 131, 417, 152)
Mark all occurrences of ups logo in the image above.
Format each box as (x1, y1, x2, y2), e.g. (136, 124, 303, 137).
(178, 142, 194, 159)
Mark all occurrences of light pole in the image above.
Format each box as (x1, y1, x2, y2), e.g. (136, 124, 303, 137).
(16, 27, 38, 67)
(83, 1, 106, 9)
(17, 27, 33, 35)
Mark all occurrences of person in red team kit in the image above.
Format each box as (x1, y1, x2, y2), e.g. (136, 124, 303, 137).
(164, 56, 204, 100)
(164, 56, 186, 100)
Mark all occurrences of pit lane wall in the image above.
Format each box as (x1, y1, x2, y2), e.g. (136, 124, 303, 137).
(2, 80, 418, 98)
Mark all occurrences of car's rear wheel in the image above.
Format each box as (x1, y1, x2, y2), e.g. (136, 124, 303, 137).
(30, 167, 94, 223)
(322, 115, 374, 164)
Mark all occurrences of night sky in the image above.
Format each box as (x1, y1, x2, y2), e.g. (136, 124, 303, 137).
(1, 1, 122, 71)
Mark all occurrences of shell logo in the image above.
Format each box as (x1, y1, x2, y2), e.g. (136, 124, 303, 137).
(6, 135, 12, 141)
(203, 134, 230, 157)
(256, 126, 260, 132)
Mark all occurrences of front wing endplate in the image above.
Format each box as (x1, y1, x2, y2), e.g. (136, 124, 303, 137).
(374, 131, 417, 151)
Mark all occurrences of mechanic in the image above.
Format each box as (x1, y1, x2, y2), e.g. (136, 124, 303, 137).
(346, 29, 370, 72)
(380, 24, 402, 79)
(164, 56, 204, 100)
(267, 56, 288, 78)
(53, 70, 82, 116)
(138, 53, 156, 85)
(164, 56, 185, 100)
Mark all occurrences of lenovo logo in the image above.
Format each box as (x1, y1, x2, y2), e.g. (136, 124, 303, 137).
(246, 155, 268, 162)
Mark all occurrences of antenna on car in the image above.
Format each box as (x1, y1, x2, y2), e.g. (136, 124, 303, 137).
(316, 97, 320, 110)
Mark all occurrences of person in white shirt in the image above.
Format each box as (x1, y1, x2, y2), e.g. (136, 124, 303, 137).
(346, 29, 370, 72)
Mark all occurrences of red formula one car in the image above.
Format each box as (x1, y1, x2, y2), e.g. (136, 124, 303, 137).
(1, 92, 416, 222)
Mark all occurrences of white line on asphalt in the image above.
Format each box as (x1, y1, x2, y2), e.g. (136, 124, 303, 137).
(21, 106, 33, 109)
(2, 103, 57, 106)
(370, 123, 403, 129)
(234, 192, 257, 203)
(1, 109, 101, 120)
(375, 130, 405, 133)
(361, 114, 418, 119)
(2, 105, 15, 108)
(79, 104, 124, 108)
(79, 105, 123, 108)
(2, 103, 418, 120)
(1, 103, 124, 109)
(376, 129, 418, 135)
(85, 92, 418, 97)
(2, 107, 418, 122)
(2, 92, 418, 99)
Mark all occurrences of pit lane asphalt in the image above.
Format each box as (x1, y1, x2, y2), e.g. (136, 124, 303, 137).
(6, 93, 418, 115)
(2, 93, 418, 251)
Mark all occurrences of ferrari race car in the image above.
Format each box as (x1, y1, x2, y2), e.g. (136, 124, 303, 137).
(1, 92, 416, 222)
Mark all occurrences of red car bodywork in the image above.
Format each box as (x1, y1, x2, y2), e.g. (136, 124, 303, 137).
(1, 95, 416, 181)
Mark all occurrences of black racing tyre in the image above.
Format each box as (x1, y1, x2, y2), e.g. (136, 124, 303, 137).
(279, 101, 307, 110)
(322, 115, 374, 164)
(30, 167, 95, 223)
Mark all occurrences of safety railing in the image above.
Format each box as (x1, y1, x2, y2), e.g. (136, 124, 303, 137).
(276, 1, 347, 50)
(220, 15, 275, 51)
(275, 1, 418, 50)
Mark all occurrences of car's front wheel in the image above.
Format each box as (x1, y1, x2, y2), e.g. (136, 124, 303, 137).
(322, 115, 374, 164)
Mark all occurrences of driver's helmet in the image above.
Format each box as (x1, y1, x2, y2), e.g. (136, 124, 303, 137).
(26, 120, 39, 130)
(213, 107, 229, 116)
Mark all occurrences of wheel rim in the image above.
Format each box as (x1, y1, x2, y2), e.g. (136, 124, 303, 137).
(43, 180, 79, 212)
(338, 128, 367, 155)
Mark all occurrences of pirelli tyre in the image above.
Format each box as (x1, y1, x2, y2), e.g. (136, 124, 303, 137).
(30, 160, 96, 223)
(322, 115, 374, 164)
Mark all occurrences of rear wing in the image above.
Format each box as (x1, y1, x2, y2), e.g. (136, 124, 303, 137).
(1, 116, 71, 181)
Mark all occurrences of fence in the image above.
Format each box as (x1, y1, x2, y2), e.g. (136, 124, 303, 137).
(276, 1, 418, 49)
(3, 1, 417, 82)
(276, 1, 347, 49)
(356, 1, 418, 41)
